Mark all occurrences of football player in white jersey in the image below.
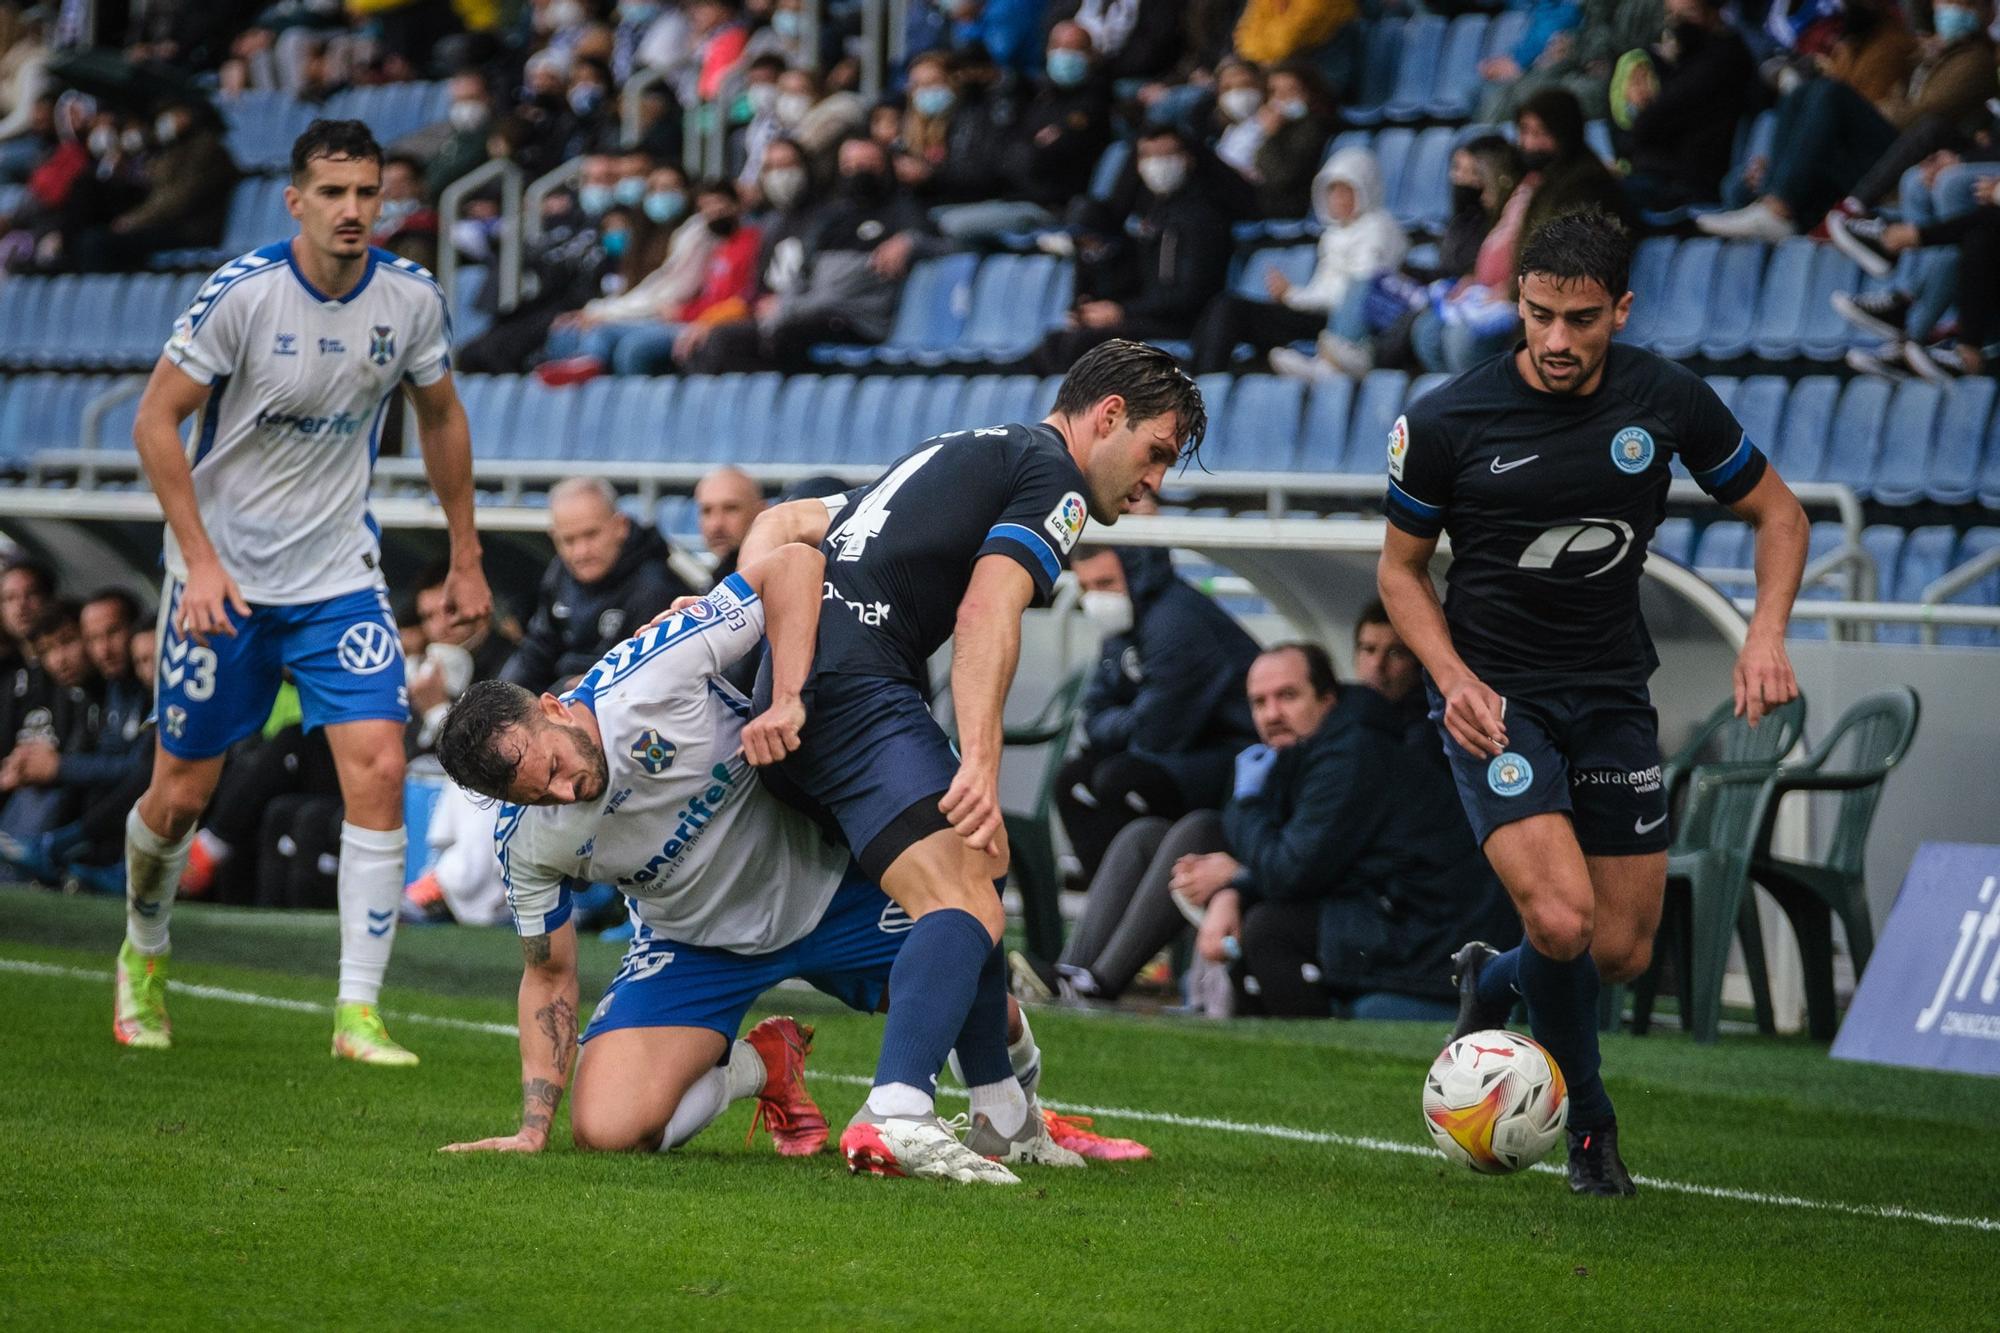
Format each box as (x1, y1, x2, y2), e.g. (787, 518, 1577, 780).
(433, 546, 1146, 1177)
(113, 120, 492, 1064)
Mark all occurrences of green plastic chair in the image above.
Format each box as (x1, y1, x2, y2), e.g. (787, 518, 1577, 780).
(1748, 687, 1920, 1040)
(1000, 668, 1090, 964)
(1624, 695, 1807, 1041)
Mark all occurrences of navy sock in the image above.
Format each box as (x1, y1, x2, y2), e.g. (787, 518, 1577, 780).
(1516, 940, 1616, 1130)
(1475, 945, 1523, 1013)
(949, 943, 1014, 1087)
(874, 907, 994, 1095)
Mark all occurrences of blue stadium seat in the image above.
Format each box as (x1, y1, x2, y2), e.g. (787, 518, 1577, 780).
(944, 254, 1058, 364)
(1427, 14, 1491, 120)
(1924, 378, 1995, 506)
(823, 251, 978, 367)
(1482, 10, 1529, 65)
(1692, 521, 1753, 594)
(1345, 20, 1405, 127)
(1371, 129, 1417, 221)
(1731, 374, 1790, 462)
(1799, 246, 1866, 361)
(1651, 237, 1720, 360)
(1790, 519, 1856, 641)
(765, 376, 824, 464)
(958, 373, 1038, 430)
(655, 495, 698, 545)
(1870, 380, 1947, 506)
(873, 376, 933, 454)
(1859, 524, 1906, 604)
(1407, 372, 1450, 407)
(466, 376, 527, 456)
(0, 279, 51, 367)
(1768, 375, 1839, 481)
(1211, 375, 1304, 472)
(1088, 140, 1130, 201)
(30, 276, 80, 370)
(452, 265, 492, 347)
(842, 376, 900, 465)
(1347, 370, 1409, 476)
(1618, 238, 1677, 349)
(906, 375, 969, 443)
(509, 381, 571, 460)
(1384, 15, 1447, 123)
(1939, 527, 2000, 646)
(97, 377, 144, 453)
(1234, 246, 1318, 299)
(606, 379, 677, 460)
(1193, 373, 1233, 461)
(562, 376, 623, 458)
(1978, 402, 2000, 510)
(1396, 127, 1456, 234)
(1881, 526, 1959, 643)
(1698, 240, 1767, 361)
(1650, 516, 1695, 567)
(1749, 237, 1817, 361)
(1820, 376, 1894, 495)
(801, 375, 858, 464)
(1035, 374, 1066, 419)
(1302, 377, 1354, 471)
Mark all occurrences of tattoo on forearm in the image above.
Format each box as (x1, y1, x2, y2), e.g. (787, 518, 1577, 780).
(521, 1077, 561, 1135)
(521, 934, 552, 966)
(535, 995, 579, 1078)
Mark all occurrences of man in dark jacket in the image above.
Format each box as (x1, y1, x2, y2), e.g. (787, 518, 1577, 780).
(998, 22, 1114, 211)
(73, 98, 239, 271)
(1033, 124, 1235, 373)
(0, 603, 102, 840)
(499, 479, 696, 694)
(1056, 545, 1260, 881)
(1617, 0, 1757, 211)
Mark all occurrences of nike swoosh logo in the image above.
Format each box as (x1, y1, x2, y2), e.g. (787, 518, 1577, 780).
(1490, 455, 1539, 474)
(1634, 814, 1668, 834)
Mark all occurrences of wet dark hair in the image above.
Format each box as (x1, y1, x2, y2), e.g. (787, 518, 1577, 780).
(1051, 338, 1208, 460)
(437, 679, 541, 801)
(291, 119, 384, 182)
(1516, 207, 1633, 301)
(1258, 641, 1337, 699)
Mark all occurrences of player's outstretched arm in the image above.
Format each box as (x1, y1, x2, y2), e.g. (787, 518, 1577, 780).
(1378, 526, 1508, 759)
(941, 555, 1036, 853)
(737, 497, 835, 568)
(133, 358, 249, 644)
(406, 375, 492, 635)
(1726, 467, 1808, 725)
(441, 922, 581, 1154)
(736, 543, 826, 766)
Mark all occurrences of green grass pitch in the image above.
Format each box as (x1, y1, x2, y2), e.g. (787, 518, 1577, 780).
(4, 886, 1996, 1330)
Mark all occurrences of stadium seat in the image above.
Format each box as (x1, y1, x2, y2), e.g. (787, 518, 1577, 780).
(1347, 370, 1409, 477)
(1819, 376, 1895, 496)
(96, 378, 145, 454)
(1859, 524, 1906, 605)
(801, 375, 858, 465)
(1407, 372, 1450, 407)
(1938, 527, 2000, 646)
(1617, 237, 1677, 349)
(1426, 14, 1491, 120)
(1767, 375, 1839, 481)
(1344, 19, 1405, 127)
(1233, 246, 1318, 300)
(1729, 376, 1790, 470)
(1880, 526, 1958, 643)
(563, 376, 624, 457)
(1584, 120, 1613, 162)
(1692, 520, 1750, 587)
(1792, 520, 1858, 641)
(1698, 240, 1768, 361)
(1650, 516, 1695, 567)
(1651, 238, 1720, 360)
(1870, 380, 1948, 506)
(1924, 377, 1995, 506)
(1297, 378, 1352, 471)
(508, 381, 570, 461)
(842, 376, 901, 465)
(1383, 15, 1447, 123)
(821, 251, 977, 367)
(1210, 375, 1304, 472)
(1193, 373, 1233, 459)
(452, 265, 493, 347)
(29, 276, 80, 370)
(1749, 237, 1817, 361)
(1482, 10, 1530, 67)
(765, 376, 825, 464)
(958, 373, 1039, 430)
(1371, 129, 1417, 221)
(942, 254, 1059, 364)
(1087, 140, 1130, 201)
(605, 378, 678, 460)
(1395, 128, 1456, 234)
(1798, 246, 1866, 362)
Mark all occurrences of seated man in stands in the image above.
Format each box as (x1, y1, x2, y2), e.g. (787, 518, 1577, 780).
(1056, 546, 1261, 884)
(681, 135, 940, 373)
(71, 97, 237, 271)
(695, 465, 766, 581)
(0, 557, 52, 671)
(500, 478, 696, 694)
(0, 602, 101, 843)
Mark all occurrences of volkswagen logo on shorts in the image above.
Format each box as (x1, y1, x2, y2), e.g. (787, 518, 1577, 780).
(336, 621, 399, 675)
(630, 728, 677, 775)
(1487, 752, 1534, 798)
(1610, 426, 1655, 474)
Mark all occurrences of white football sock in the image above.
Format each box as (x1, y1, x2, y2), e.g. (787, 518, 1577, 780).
(124, 807, 193, 956)
(969, 1078, 1029, 1138)
(1008, 1012, 1043, 1102)
(659, 1040, 764, 1150)
(335, 822, 406, 1005)
(865, 1081, 934, 1119)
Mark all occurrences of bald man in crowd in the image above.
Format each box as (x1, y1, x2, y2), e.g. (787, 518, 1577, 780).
(499, 478, 697, 693)
(694, 466, 767, 580)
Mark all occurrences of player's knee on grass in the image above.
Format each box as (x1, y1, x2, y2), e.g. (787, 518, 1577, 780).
(570, 1096, 669, 1154)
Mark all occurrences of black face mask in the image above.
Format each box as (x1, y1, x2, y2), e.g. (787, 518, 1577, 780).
(1450, 182, 1483, 216)
(840, 170, 888, 201)
(1670, 20, 1710, 54)
(1519, 149, 1555, 173)
(707, 214, 739, 237)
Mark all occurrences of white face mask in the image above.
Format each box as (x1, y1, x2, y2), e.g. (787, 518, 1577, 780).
(747, 83, 778, 117)
(154, 113, 179, 144)
(88, 125, 113, 156)
(449, 99, 490, 134)
(775, 90, 813, 125)
(762, 165, 807, 209)
(1218, 88, 1262, 123)
(1136, 154, 1188, 197)
(1080, 590, 1134, 635)
(538, 0, 585, 31)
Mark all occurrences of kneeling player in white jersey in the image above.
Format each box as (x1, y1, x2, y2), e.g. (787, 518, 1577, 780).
(114, 120, 492, 1063)
(433, 547, 1145, 1178)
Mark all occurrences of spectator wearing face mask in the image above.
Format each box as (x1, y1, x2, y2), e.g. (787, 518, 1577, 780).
(427, 71, 498, 199)
(1032, 125, 1235, 373)
(72, 99, 238, 272)
(642, 0, 751, 108)
(993, 23, 1113, 215)
(733, 53, 792, 189)
(765, 65, 866, 160)
(539, 179, 761, 379)
(1048, 0, 1191, 83)
(372, 153, 438, 268)
(1210, 58, 1268, 178)
(1190, 145, 1407, 373)
(1247, 62, 1338, 220)
(892, 49, 1008, 207)
(1055, 546, 1261, 885)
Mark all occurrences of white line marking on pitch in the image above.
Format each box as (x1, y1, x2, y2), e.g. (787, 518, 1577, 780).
(11, 955, 1996, 1234)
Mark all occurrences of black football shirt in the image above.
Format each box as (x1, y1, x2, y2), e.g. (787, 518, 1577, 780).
(814, 422, 1092, 684)
(1384, 343, 1767, 693)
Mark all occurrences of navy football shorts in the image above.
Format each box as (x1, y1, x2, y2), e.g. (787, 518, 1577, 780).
(759, 671, 959, 881)
(1426, 678, 1669, 857)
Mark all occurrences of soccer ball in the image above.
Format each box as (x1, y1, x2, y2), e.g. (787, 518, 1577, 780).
(1422, 1030, 1568, 1175)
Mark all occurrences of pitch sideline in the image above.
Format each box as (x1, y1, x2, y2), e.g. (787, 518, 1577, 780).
(8, 954, 1995, 1235)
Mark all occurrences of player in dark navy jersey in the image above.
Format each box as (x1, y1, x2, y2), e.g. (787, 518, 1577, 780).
(739, 340, 1207, 1180)
(1378, 211, 1808, 1196)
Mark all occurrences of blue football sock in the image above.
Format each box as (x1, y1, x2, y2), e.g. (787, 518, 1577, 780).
(1475, 945, 1523, 1013)
(1516, 940, 1616, 1130)
(949, 943, 1014, 1089)
(873, 907, 994, 1097)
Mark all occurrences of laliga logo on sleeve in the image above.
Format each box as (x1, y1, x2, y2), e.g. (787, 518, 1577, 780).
(1610, 426, 1655, 474)
(1045, 492, 1087, 554)
(630, 728, 677, 776)
(1487, 752, 1534, 798)
(1388, 414, 1409, 481)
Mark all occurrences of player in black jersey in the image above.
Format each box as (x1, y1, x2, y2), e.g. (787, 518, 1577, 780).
(1377, 211, 1808, 1196)
(739, 340, 1206, 1181)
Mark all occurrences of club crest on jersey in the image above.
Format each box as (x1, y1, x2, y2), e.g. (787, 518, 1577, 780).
(335, 621, 399, 675)
(631, 729, 677, 775)
(1487, 752, 1534, 798)
(1611, 426, 1655, 474)
(1045, 492, 1087, 554)
(273, 332, 298, 356)
(369, 325, 396, 366)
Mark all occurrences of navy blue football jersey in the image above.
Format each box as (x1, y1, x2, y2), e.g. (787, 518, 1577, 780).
(1384, 343, 1767, 692)
(814, 422, 1091, 684)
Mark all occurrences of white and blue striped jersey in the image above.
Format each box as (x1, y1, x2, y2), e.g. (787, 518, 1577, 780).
(496, 574, 849, 953)
(162, 242, 452, 605)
